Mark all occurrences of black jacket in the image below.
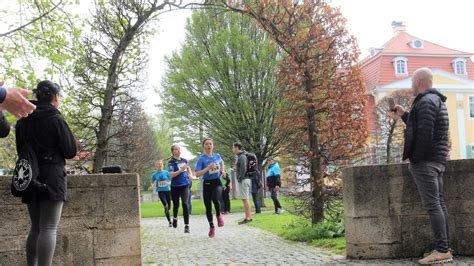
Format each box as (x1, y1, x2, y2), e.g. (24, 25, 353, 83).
(0, 112, 10, 138)
(401, 89, 449, 164)
(15, 102, 77, 203)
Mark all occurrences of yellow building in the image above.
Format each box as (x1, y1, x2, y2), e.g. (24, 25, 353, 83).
(362, 23, 474, 160)
(375, 69, 474, 159)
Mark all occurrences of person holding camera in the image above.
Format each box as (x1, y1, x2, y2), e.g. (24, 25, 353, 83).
(15, 80, 77, 266)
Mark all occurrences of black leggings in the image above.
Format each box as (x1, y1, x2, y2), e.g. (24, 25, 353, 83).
(171, 186, 189, 225)
(203, 178, 223, 226)
(158, 191, 171, 223)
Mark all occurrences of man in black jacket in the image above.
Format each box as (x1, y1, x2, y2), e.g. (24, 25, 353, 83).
(393, 67, 451, 264)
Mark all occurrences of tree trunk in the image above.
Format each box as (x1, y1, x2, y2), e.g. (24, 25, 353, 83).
(93, 86, 116, 172)
(91, 12, 152, 172)
(386, 120, 397, 164)
(304, 73, 324, 224)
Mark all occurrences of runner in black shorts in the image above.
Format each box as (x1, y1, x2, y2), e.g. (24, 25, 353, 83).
(195, 138, 226, 238)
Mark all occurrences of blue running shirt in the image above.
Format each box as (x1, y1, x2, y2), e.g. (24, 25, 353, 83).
(151, 170, 171, 192)
(195, 153, 223, 180)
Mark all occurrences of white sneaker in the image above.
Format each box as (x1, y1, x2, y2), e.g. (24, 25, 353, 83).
(276, 208, 283, 214)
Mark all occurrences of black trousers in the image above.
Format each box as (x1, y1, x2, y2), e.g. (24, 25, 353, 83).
(203, 178, 223, 226)
(158, 191, 171, 222)
(171, 186, 189, 225)
(251, 179, 261, 213)
(270, 187, 282, 212)
(221, 188, 231, 213)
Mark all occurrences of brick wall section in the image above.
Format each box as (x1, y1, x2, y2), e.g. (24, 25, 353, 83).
(343, 159, 474, 259)
(0, 174, 141, 265)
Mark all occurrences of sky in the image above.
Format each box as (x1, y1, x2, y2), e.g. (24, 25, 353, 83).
(2, 0, 474, 158)
(144, 0, 474, 114)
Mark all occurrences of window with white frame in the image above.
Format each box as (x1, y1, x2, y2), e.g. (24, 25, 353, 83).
(393, 57, 408, 75)
(452, 58, 467, 75)
(469, 95, 474, 119)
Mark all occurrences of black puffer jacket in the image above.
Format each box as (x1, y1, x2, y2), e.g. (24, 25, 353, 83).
(15, 102, 77, 203)
(401, 89, 449, 164)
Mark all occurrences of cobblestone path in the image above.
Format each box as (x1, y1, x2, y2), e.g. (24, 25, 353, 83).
(141, 212, 474, 265)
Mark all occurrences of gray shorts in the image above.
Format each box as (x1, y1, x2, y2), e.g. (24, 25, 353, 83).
(239, 178, 252, 200)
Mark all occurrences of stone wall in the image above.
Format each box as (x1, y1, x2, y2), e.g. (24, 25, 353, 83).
(0, 174, 141, 265)
(343, 159, 474, 259)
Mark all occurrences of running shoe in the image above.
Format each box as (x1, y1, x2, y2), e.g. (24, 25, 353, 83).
(217, 215, 224, 227)
(184, 225, 190, 233)
(172, 218, 178, 228)
(208, 227, 215, 238)
(168, 222, 172, 227)
(238, 219, 252, 225)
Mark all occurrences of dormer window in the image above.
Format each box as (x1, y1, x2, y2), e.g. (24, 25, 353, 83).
(392, 57, 408, 75)
(452, 58, 467, 75)
(410, 39, 424, 49)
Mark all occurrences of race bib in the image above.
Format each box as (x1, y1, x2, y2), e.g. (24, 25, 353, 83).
(178, 162, 186, 169)
(208, 163, 220, 175)
(158, 181, 168, 187)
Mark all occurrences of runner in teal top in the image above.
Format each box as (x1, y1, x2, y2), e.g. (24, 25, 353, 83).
(151, 159, 172, 226)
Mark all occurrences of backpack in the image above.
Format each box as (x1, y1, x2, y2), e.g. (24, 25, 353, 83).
(11, 123, 46, 197)
(245, 152, 258, 176)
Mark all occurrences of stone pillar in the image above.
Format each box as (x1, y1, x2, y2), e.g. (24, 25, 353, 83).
(0, 174, 142, 265)
(343, 159, 474, 259)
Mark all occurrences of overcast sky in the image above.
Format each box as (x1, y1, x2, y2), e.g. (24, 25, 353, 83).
(144, 0, 474, 114)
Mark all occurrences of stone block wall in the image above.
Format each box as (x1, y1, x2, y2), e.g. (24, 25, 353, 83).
(0, 174, 141, 265)
(343, 159, 474, 259)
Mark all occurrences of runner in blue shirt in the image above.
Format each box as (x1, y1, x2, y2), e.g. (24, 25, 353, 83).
(168, 144, 193, 233)
(195, 138, 226, 238)
(151, 159, 172, 226)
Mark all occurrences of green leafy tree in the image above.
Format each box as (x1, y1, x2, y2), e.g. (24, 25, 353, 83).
(0, 1, 82, 169)
(162, 9, 284, 167)
(69, 0, 213, 173)
(0, 0, 82, 89)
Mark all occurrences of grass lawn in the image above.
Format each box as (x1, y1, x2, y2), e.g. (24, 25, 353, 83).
(247, 211, 346, 256)
(141, 197, 278, 218)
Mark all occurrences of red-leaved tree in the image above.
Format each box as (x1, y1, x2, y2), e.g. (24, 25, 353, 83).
(223, 0, 368, 223)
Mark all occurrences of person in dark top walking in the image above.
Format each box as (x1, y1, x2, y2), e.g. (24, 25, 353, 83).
(393, 68, 451, 264)
(232, 142, 253, 224)
(266, 157, 282, 214)
(151, 159, 172, 227)
(221, 171, 232, 214)
(168, 144, 193, 233)
(15, 80, 77, 266)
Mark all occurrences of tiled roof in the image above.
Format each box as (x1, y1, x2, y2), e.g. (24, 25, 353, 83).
(360, 31, 474, 91)
(381, 32, 472, 56)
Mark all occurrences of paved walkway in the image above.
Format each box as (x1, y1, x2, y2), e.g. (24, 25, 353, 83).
(141, 212, 474, 265)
